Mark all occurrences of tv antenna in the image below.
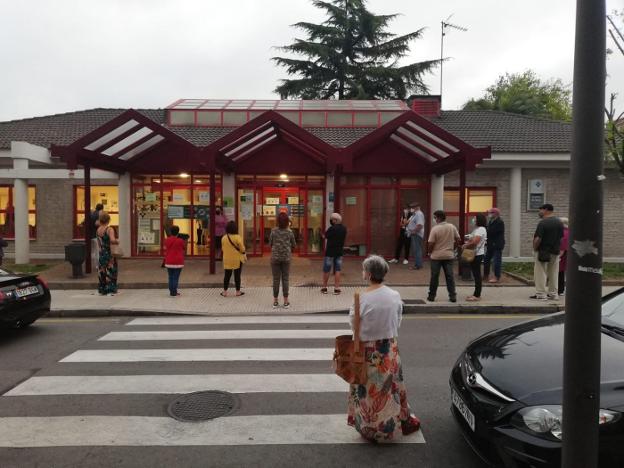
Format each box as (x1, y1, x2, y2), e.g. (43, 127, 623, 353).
(440, 15, 467, 107)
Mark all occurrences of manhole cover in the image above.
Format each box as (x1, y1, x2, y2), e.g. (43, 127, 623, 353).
(168, 390, 240, 422)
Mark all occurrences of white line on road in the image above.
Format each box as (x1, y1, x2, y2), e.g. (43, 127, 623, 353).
(5, 374, 347, 396)
(99, 329, 350, 341)
(126, 316, 349, 326)
(60, 348, 335, 362)
(0, 415, 425, 446)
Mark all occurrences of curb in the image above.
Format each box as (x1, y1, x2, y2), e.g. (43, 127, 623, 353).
(45, 304, 562, 318)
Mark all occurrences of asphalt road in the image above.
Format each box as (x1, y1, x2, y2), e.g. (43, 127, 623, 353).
(0, 313, 537, 468)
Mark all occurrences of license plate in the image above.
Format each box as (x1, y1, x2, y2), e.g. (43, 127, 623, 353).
(15, 286, 39, 298)
(452, 387, 475, 431)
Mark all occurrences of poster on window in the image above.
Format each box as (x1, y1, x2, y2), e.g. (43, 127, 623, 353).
(198, 191, 210, 203)
(265, 197, 280, 205)
(287, 196, 299, 205)
(138, 231, 155, 244)
(241, 205, 253, 221)
(144, 192, 157, 202)
(168, 205, 184, 219)
(263, 205, 276, 216)
(345, 196, 357, 205)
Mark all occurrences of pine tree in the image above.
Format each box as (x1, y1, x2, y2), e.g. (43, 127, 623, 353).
(272, 0, 439, 100)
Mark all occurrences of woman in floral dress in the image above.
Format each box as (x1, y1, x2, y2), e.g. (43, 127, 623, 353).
(96, 212, 119, 296)
(347, 255, 421, 442)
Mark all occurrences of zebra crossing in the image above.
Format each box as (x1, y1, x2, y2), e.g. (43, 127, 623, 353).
(0, 315, 425, 452)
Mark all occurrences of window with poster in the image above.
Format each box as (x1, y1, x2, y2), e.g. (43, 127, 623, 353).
(443, 188, 496, 233)
(74, 186, 119, 239)
(0, 186, 37, 239)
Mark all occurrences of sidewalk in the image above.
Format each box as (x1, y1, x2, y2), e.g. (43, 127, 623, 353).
(43, 257, 523, 289)
(47, 285, 622, 317)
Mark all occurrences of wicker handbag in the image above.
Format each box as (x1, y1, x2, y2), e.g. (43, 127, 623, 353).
(333, 293, 368, 385)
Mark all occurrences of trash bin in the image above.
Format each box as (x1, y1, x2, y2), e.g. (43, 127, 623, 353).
(65, 241, 86, 278)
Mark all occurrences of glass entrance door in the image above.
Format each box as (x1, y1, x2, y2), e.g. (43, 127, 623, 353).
(261, 187, 302, 253)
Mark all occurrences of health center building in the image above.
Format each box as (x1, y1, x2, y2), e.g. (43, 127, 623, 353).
(1, 96, 622, 273)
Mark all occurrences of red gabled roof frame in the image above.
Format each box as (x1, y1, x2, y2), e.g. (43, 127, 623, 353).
(51, 109, 201, 174)
(201, 110, 340, 172)
(340, 110, 491, 174)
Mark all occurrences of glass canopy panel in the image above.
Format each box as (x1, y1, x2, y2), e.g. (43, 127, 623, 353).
(351, 101, 375, 108)
(396, 127, 448, 158)
(223, 112, 248, 126)
(117, 134, 165, 161)
(390, 135, 438, 163)
(380, 112, 403, 124)
(84, 119, 140, 151)
(301, 112, 325, 127)
(102, 127, 154, 156)
(325, 101, 351, 108)
(197, 111, 221, 125)
(404, 121, 459, 152)
(327, 112, 353, 126)
(353, 112, 378, 126)
(169, 111, 195, 125)
(277, 111, 299, 124)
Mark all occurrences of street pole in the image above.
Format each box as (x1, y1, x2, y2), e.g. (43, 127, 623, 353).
(561, 0, 605, 466)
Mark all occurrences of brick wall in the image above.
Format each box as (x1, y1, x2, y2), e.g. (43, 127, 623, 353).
(447, 167, 624, 258)
(2, 178, 118, 257)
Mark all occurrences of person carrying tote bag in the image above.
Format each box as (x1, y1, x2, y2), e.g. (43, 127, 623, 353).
(462, 214, 488, 302)
(221, 221, 246, 297)
(343, 255, 421, 442)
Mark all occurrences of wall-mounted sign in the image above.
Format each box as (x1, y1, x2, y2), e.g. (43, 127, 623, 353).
(287, 196, 299, 205)
(265, 197, 280, 205)
(312, 195, 323, 204)
(527, 179, 546, 211)
(167, 206, 185, 219)
(345, 196, 357, 206)
(144, 192, 157, 202)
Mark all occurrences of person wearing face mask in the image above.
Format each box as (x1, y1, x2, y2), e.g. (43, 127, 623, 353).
(531, 203, 564, 300)
(214, 206, 228, 260)
(427, 210, 461, 302)
(405, 202, 425, 270)
(389, 206, 411, 265)
(483, 208, 505, 284)
(346, 255, 421, 442)
(321, 213, 347, 294)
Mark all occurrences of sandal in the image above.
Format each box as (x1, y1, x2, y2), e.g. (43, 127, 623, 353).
(320, 288, 328, 294)
(236, 291, 245, 296)
(220, 292, 227, 297)
(333, 289, 341, 295)
(466, 296, 481, 302)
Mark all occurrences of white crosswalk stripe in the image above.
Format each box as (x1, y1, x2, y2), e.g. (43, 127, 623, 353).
(98, 329, 350, 341)
(5, 374, 347, 395)
(1, 314, 425, 449)
(0, 415, 425, 447)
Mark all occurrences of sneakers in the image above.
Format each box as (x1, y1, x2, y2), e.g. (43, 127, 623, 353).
(529, 295, 548, 301)
(402, 259, 409, 265)
(272, 301, 280, 309)
(449, 296, 457, 303)
(389, 259, 399, 264)
(283, 302, 290, 309)
(427, 295, 435, 302)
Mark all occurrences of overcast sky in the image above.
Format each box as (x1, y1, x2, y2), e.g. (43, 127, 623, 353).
(1, 0, 622, 121)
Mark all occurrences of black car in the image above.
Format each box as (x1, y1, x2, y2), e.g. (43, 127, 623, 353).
(0, 268, 51, 328)
(450, 288, 624, 467)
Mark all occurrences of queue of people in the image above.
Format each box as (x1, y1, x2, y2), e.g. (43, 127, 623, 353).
(94, 201, 573, 309)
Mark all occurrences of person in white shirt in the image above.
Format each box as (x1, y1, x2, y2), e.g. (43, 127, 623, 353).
(462, 213, 488, 301)
(406, 202, 425, 269)
(346, 255, 421, 442)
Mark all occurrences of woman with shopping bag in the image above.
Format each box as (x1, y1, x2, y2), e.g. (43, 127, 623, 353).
(339, 255, 421, 442)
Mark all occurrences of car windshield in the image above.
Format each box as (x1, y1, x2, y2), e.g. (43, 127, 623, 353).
(602, 290, 624, 327)
(0, 268, 8, 276)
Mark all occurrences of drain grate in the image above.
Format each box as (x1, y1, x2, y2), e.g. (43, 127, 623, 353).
(168, 390, 240, 422)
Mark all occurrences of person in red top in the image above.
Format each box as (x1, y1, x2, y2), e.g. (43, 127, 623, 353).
(164, 225, 186, 297)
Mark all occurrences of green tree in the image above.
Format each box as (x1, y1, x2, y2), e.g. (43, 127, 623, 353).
(462, 70, 572, 121)
(272, 0, 439, 100)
